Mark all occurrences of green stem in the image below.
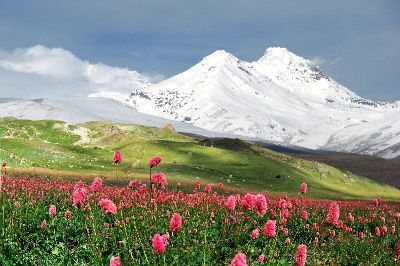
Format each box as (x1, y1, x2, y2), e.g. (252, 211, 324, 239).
(133, 218, 149, 264)
(203, 198, 209, 266)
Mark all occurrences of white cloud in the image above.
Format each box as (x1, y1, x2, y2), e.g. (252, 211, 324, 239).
(0, 45, 152, 99)
(311, 56, 342, 66)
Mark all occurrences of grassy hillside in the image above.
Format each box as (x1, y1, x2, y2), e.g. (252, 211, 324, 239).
(1, 118, 399, 200)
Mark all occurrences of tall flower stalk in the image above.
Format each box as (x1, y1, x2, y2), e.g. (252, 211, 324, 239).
(148, 156, 162, 223)
(112, 151, 123, 183)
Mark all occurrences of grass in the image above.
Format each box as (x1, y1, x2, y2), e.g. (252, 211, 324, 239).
(1, 117, 400, 200)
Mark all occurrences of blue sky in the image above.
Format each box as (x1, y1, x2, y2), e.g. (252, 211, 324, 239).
(0, 0, 399, 101)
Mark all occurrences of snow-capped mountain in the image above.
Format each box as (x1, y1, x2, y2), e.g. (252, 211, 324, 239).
(127, 47, 400, 159)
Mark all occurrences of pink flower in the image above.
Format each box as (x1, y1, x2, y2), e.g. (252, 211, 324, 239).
(381, 225, 388, 235)
(241, 193, 256, 210)
(294, 244, 307, 266)
(48, 205, 57, 217)
(226, 195, 236, 212)
(300, 183, 307, 194)
(65, 210, 72, 220)
(0, 174, 4, 190)
(282, 227, 289, 236)
(128, 180, 136, 188)
(72, 184, 87, 208)
(113, 151, 123, 165)
(230, 252, 247, 266)
(204, 184, 212, 194)
(151, 172, 168, 189)
(152, 233, 168, 255)
(110, 256, 121, 266)
(374, 197, 382, 208)
(99, 198, 117, 215)
(348, 213, 354, 223)
(41, 219, 47, 229)
(375, 227, 381, 236)
(283, 208, 290, 219)
(390, 225, 396, 235)
(169, 213, 182, 233)
(90, 177, 103, 192)
(278, 198, 287, 210)
(301, 210, 308, 221)
(251, 228, 259, 239)
(326, 202, 340, 225)
(217, 182, 223, 189)
(149, 156, 161, 168)
(255, 194, 267, 217)
(84, 203, 91, 212)
(257, 255, 265, 263)
(263, 220, 276, 238)
(396, 242, 400, 257)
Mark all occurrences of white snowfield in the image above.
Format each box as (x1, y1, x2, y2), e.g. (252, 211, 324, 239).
(127, 47, 400, 159)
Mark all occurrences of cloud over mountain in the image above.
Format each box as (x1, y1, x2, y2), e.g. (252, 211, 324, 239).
(0, 45, 151, 99)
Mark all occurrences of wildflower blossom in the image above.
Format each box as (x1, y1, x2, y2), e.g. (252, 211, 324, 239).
(110, 256, 121, 266)
(301, 210, 308, 221)
(255, 194, 267, 217)
(169, 213, 182, 233)
(65, 210, 72, 220)
(375, 227, 381, 236)
(41, 220, 47, 229)
(294, 244, 307, 266)
(48, 205, 57, 217)
(90, 177, 103, 192)
(113, 151, 123, 165)
(204, 184, 212, 194)
(326, 202, 340, 225)
(241, 193, 256, 210)
(151, 172, 168, 189)
(263, 220, 276, 238)
(230, 252, 247, 266)
(226, 195, 236, 212)
(149, 156, 161, 168)
(396, 242, 400, 258)
(72, 184, 87, 208)
(99, 198, 117, 215)
(251, 228, 259, 239)
(300, 183, 307, 194)
(152, 233, 168, 255)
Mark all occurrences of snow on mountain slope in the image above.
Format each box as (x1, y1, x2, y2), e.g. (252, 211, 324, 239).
(324, 108, 400, 159)
(0, 97, 233, 137)
(127, 47, 400, 158)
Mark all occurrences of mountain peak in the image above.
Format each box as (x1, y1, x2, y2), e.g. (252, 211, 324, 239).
(201, 50, 238, 65)
(258, 47, 311, 67)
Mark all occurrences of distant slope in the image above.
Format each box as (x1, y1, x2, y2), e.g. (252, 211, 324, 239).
(0, 97, 239, 138)
(187, 133, 400, 189)
(1, 118, 399, 200)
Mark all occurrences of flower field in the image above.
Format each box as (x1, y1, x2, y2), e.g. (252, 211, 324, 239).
(1, 159, 400, 265)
